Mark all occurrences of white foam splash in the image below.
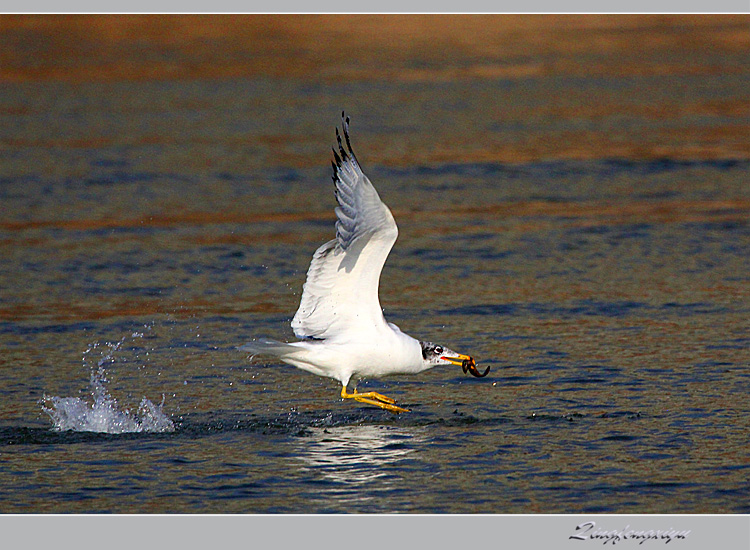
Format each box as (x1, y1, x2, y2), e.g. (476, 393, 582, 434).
(42, 336, 175, 434)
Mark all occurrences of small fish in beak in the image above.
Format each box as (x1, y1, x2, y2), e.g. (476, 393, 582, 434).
(442, 353, 490, 378)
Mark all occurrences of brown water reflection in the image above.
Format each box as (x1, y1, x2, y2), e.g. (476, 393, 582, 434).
(2, 195, 747, 325)
(1, 15, 749, 164)
(2, 15, 748, 82)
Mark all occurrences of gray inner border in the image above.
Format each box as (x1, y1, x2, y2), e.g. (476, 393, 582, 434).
(1, 515, 749, 550)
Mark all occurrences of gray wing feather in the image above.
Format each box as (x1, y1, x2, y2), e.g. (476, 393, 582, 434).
(291, 114, 398, 340)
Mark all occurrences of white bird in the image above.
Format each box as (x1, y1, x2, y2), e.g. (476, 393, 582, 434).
(240, 113, 488, 413)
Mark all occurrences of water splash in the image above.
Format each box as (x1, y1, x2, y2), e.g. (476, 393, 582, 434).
(42, 335, 175, 434)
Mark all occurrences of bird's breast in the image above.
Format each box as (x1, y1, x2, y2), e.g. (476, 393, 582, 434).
(342, 329, 425, 378)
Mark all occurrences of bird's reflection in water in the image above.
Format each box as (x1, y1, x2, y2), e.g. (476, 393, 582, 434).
(295, 424, 425, 494)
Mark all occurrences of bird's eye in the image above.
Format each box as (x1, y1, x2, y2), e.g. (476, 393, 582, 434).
(434, 346, 443, 355)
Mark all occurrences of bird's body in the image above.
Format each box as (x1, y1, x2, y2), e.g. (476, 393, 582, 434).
(251, 323, 426, 384)
(241, 113, 488, 412)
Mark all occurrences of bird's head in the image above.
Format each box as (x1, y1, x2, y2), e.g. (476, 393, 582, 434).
(419, 341, 489, 378)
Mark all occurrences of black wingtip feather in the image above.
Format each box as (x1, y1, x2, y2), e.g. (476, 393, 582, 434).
(331, 111, 359, 174)
(331, 160, 338, 181)
(341, 114, 357, 163)
(335, 127, 348, 162)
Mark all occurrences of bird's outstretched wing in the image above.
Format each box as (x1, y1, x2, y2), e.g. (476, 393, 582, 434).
(291, 113, 398, 341)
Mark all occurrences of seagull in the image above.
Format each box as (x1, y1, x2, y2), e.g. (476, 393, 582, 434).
(240, 113, 489, 413)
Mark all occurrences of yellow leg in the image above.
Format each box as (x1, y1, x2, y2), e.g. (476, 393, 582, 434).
(341, 385, 410, 413)
(347, 390, 396, 404)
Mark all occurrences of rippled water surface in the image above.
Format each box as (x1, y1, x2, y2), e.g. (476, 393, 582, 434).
(1, 15, 749, 514)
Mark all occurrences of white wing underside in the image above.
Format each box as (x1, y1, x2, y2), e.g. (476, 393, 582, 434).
(291, 125, 398, 341)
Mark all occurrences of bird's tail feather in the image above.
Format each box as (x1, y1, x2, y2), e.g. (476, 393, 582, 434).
(238, 338, 299, 358)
